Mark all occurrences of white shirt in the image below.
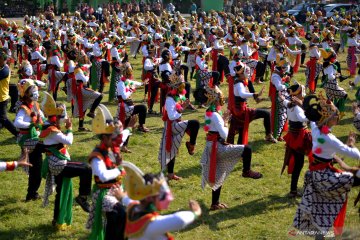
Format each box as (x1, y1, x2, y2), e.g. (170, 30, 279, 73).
(159, 63, 172, 73)
(287, 36, 302, 46)
(90, 130, 130, 183)
(310, 122, 360, 160)
(195, 55, 207, 70)
(234, 81, 253, 99)
(111, 47, 123, 64)
(240, 43, 253, 58)
(116, 79, 142, 100)
(43, 130, 73, 146)
(347, 37, 360, 47)
(31, 51, 46, 61)
(144, 58, 156, 71)
(141, 45, 149, 58)
(271, 73, 286, 91)
(50, 55, 63, 68)
(205, 111, 228, 139)
(92, 41, 103, 57)
(75, 67, 90, 84)
(14, 108, 44, 129)
(283, 101, 308, 122)
(309, 47, 320, 59)
(165, 96, 182, 121)
(323, 64, 336, 81)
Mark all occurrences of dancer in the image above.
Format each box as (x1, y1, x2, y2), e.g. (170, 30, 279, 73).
(87, 104, 135, 240)
(40, 92, 91, 230)
(280, 84, 312, 198)
(159, 73, 200, 180)
(293, 94, 360, 238)
(14, 79, 44, 201)
(111, 162, 202, 239)
(200, 85, 262, 210)
(227, 62, 276, 144)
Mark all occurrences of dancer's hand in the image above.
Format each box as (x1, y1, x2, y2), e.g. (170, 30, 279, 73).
(347, 131, 356, 147)
(291, 96, 303, 107)
(111, 184, 127, 201)
(189, 200, 202, 217)
(65, 118, 72, 130)
(334, 155, 359, 173)
(182, 99, 190, 109)
(143, 78, 150, 85)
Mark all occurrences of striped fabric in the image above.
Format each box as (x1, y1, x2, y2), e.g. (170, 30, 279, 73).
(158, 120, 189, 170)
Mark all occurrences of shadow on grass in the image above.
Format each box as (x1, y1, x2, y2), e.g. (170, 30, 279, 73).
(183, 195, 298, 232)
(176, 164, 202, 179)
(0, 135, 18, 146)
(0, 224, 56, 240)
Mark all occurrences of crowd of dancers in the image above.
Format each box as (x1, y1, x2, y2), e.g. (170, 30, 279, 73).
(0, 7, 360, 239)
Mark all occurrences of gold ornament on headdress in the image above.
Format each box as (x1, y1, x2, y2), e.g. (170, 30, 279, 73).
(204, 85, 223, 105)
(41, 92, 64, 116)
(17, 79, 36, 98)
(92, 104, 116, 135)
(319, 48, 335, 60)
(276, 54, 289, 68)
(168, 73, 185, 88)
(122, 161, 165, 201)
(316, 92, 340, 124)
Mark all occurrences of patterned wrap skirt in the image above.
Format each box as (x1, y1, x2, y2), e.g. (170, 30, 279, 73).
(200, 141, 244, 191)
(158, 120, 188, 170)
(293, 168, 354, 235)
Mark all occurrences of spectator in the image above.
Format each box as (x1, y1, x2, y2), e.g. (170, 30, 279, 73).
(0, 48, 18, 137)
(190, 1, 197, 14)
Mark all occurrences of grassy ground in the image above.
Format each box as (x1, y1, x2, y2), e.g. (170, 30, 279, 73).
(0, 35, 359, 240)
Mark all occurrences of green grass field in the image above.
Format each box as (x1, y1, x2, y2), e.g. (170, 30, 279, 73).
(0, 36, 359, 240)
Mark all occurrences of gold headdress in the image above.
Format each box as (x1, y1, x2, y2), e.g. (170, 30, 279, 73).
(92, 104, 116, 135)
(41, 92, 64, 116)
(17, 79, 36, 98)
(319, 48, 335, 60)
(122, 162, 165, 201)
(276, 54, 289, 68)
(168, 73, 185, 88)
(317, 92, 339, 124)
(204, 85, 224, 105)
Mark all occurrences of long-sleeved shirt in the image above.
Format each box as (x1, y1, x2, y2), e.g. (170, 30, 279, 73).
(116, 79, 142, 100)
(323, 64, 336, 81)
(195, 55, 207, 71)
(310, 122, 360, 160)
(43, 130, 73, 146)
(0, 161, 18, 172)
(121, 196, 197, 240)
(309, 46, 320, 59)
(31, 51, 46, 61)
(90, 130, 130, 182)
(229, 60, 250, 77)
(165, 96, 182, 121)
(50, 55, 63, 68)
(287, 36, 303, 46)
(144, 57, 160, 71)
(267, 46, 301, 62)
(205, 111, 228, 139)
(283, 100, 308, 123)
(271, 73, 287, 91)
(234, 81, 253, 99)
(14, 107, 44, 129)
(347, 37, 360, 47)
